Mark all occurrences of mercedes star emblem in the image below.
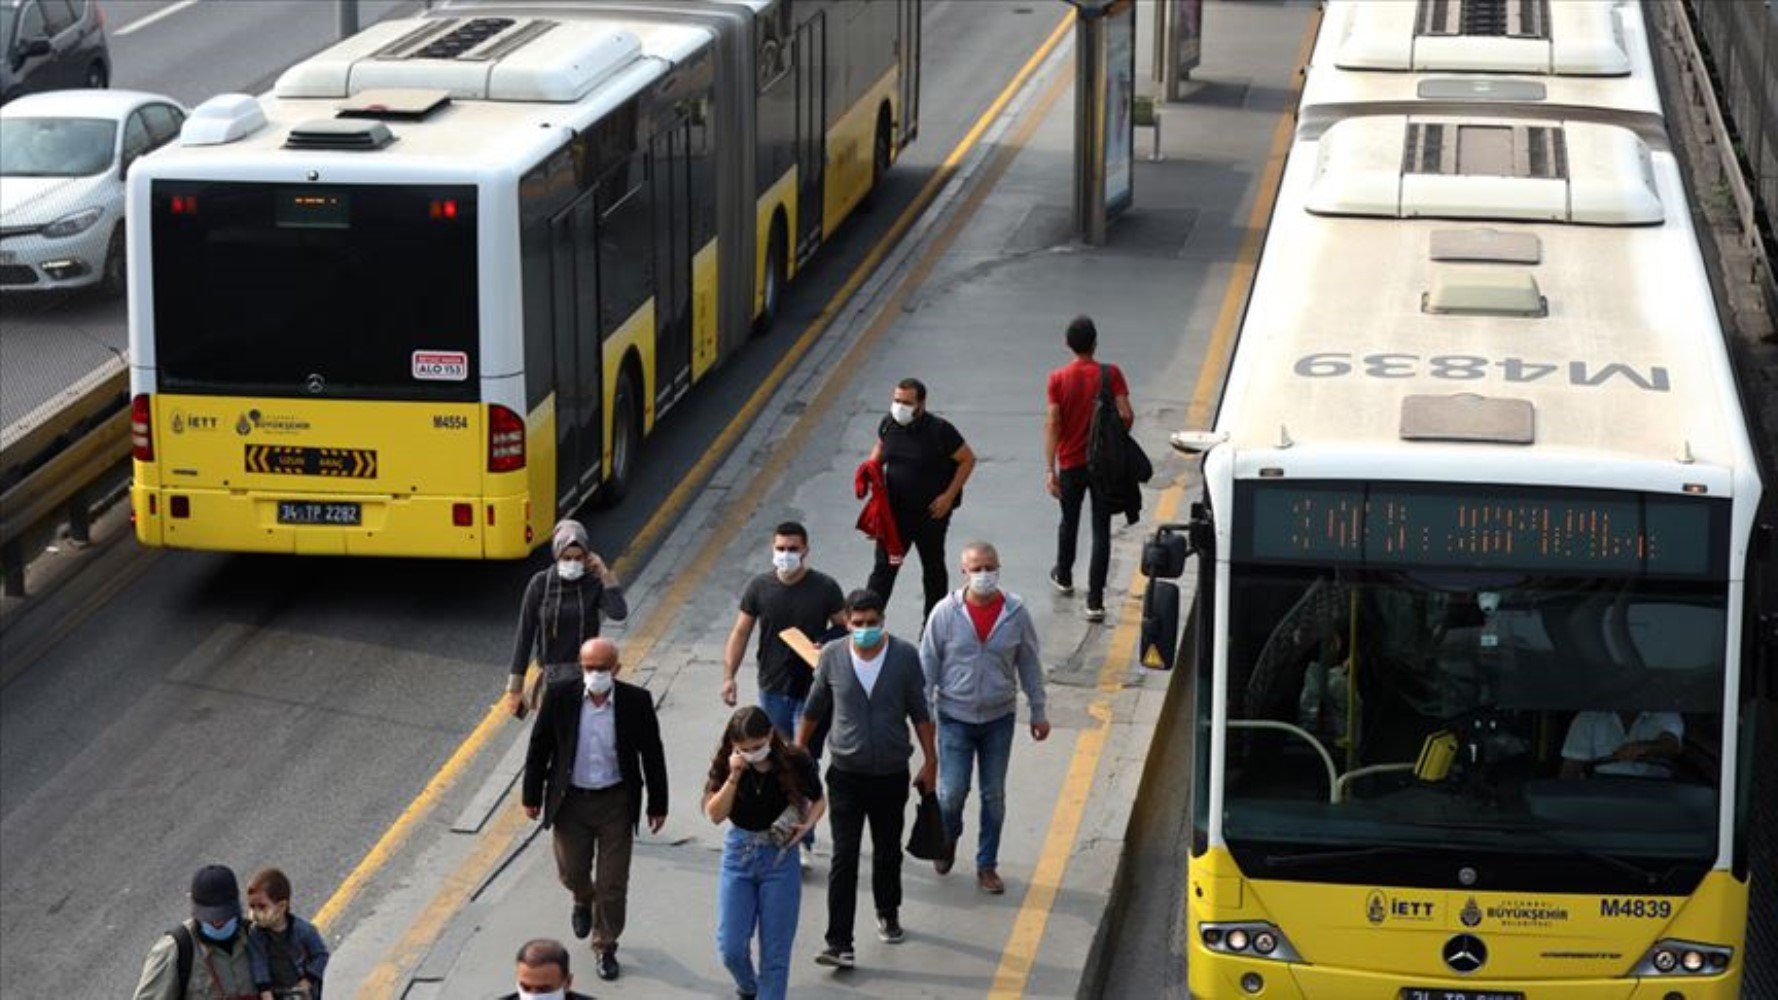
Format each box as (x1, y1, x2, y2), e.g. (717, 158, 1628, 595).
(306, 373, 326, 394)
(1443, 934, 1487, 974)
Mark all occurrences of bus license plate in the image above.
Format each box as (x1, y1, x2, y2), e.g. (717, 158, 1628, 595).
(277, 501, 361, 525)
(1401, 991, 1524, 1000)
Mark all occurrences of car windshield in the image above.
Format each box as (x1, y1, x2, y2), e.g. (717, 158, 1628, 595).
(1223, 564, 1727, 879)
(0, 118, 117, 177)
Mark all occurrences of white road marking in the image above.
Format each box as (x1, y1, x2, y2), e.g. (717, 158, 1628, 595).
(113, 0, 203, 38)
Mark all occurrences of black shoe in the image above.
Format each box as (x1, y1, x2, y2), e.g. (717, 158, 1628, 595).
(876, 912, 905, 943)
(1050, 568, 1074, 596)
(1085, 601, 1106, 622)
(570, 903, 592, 939)
(934, 838, 956, 876)
(738, 992, 758, 1000)
(595, 948, 620, 981)
(815, 946, 856, 968)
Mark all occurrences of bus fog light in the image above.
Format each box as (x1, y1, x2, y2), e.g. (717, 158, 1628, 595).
(1226, 928, 1249, 951)
(1681, 951, 1704, 972)
(452, 503, 473, 527)
(1201, 928, 1224, 947)
(1240, 972, 1263, 994)
(1252, 931, 1278, 955)
(170, 495, 190, 519)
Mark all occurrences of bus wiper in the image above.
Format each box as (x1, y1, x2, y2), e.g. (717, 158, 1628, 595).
(1425, 822, 1667, 886)
(1261, 844, 1424, 868)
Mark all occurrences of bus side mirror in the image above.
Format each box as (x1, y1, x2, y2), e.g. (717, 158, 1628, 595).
(1141, 580, 1180, 671)
(1142, 529, 1189, 579)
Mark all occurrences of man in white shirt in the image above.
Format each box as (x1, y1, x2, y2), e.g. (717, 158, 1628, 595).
(1560, 710, 1683, 779)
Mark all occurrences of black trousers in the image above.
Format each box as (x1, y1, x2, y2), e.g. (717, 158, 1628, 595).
(1055, 465, 1112, 605)
(867, 509, 950, 623)
(824, 766, 910, 950)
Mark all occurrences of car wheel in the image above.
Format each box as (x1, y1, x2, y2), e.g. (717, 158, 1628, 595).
(597, 365, 641, 508)
(86, 62, 108, 89)
(98, 225, 125, 298)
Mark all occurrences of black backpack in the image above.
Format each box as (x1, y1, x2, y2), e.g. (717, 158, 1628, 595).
(167, 923, 195, 998)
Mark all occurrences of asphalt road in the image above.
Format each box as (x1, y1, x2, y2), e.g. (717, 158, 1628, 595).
(0, 0, 415, 429)
(0, 2, 1070, 994)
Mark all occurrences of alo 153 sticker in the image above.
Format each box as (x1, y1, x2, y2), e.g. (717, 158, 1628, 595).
(413, 350, 469, 382)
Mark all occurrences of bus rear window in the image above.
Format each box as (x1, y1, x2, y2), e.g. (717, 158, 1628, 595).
(150, 181, 479, 400)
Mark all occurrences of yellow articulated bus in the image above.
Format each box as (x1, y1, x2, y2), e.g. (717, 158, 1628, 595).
(1140, 1, 1778, 997)
(127, 0, 919, 557)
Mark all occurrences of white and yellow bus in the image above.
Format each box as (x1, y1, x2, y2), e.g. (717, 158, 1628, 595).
(127, 0, 919, 557)
(1144, 2, 1777, 995)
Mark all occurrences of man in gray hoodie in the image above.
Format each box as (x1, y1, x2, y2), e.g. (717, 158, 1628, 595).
(918, 542, 1049, 894)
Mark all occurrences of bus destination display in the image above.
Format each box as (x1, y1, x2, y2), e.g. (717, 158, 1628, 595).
(1241, 483, 1721, 576)
(275, 190, 350, 229)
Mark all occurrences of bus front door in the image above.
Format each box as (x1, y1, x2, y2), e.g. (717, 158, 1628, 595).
(793, 10, 826, 261)
(651, 121, 693, 413)
(898, 0, 920, 146)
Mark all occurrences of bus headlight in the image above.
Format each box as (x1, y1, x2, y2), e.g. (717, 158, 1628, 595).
(1200, 922, 1302, 963)
(1633, 939, 1731, 976)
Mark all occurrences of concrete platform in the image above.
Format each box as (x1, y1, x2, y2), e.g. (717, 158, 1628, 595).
(325, 3, 1316, 996)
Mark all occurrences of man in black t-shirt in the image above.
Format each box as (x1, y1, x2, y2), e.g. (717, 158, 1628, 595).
(724, 521, 848, 758)
(864, 378, 977, 621)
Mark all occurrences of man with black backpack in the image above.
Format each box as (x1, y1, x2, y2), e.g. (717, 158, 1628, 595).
(133, 864, 259, 1000)
(1044, 316, 1135, 622)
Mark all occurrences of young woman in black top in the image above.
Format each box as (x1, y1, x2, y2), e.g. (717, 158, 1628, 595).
(703, 707, 824, 1000)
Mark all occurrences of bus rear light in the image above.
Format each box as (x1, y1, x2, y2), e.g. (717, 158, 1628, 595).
(488, 405, 526, 472)
(170, 496, 189, 519)
(452, 503, 473, 527)
(131, 394, 154, 461)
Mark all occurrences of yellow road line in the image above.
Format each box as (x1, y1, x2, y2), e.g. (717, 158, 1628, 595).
(313, 700, 508, 934)
(609, 8, 1077, 582)
(987, 8, 1325, 996)
(345, 14, 1077, 995)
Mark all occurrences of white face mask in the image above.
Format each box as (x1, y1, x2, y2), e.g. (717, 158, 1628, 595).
(518, 989, 566, 1000)
(740, 744, 771, 764)
(967, 570, 1000, 596)
(557, 559, 586, 581)
(771, 549, 803, 577)
(583, 669, 614, 697)
(889, 402, 916, 426)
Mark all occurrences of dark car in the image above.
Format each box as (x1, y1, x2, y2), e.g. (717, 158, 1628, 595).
(0, 0, 108, 105)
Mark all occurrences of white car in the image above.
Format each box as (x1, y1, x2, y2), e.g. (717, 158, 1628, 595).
(0, 88, 183, 295)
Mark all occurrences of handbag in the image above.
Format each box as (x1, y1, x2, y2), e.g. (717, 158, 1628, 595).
(765, 802, 805, 848)
(905, 789, 948, 861)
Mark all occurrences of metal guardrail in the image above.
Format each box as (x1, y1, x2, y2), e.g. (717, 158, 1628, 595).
(1675, 0, 1778, 311)
(0, 354, 130, 597)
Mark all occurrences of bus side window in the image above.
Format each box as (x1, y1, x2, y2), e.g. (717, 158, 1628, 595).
(596, 156, 652, 337)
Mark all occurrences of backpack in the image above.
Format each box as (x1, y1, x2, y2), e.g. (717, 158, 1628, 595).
(1086, 365, 1129, 499)
(168, 923, 194, 998)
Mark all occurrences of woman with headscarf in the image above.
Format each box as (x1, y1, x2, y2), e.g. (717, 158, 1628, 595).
(504, 519, 629, 717)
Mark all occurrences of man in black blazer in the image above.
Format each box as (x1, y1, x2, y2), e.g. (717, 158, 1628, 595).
(524, 637, 667, 981)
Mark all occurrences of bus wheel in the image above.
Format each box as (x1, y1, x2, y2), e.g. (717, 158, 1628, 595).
(599, 367, 641, 508)
(863, 108, 892, 211)
(753, 221, 786, 338)
(98, 225, 125, 299)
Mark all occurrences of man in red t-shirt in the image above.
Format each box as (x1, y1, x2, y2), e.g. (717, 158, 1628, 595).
(1043, 316, 1132, 621)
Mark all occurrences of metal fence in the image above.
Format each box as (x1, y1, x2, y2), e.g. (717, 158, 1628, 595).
(1686, 1, 1778, 261)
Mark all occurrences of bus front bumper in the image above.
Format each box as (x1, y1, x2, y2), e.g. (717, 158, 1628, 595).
(1191, 952, 1739, 999)
(132, 486, 533, 559)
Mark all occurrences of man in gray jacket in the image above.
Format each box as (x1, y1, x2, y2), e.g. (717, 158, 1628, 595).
(919, 542, 1050, 894)
(798, 589, 937, 970)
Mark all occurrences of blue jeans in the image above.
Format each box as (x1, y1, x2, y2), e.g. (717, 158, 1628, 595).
(758, 688, 819, 847)
(716, 827, 802, 1000)
(937, 711, 1017, 870)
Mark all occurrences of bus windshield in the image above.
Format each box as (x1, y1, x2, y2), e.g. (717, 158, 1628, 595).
(1223, 565, 1727, 890)
(149, 181, 479, 401)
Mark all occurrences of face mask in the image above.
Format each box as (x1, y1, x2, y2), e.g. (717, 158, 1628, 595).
(853, 626, 884, 649)
(740, 744, 771, 764)
(583, 669, 614, 697)
(518, 990, 566, 1000)
(771, 549, 803, 576)
(248, 904, 286, 929)
(198, 917, 237, 942)
(557, 559, 586, 581)
(889, 402, 915, 426)
(968, 570, 1000, 596)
